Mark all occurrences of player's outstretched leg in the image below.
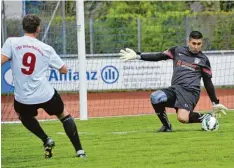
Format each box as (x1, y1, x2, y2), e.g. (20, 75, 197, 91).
(59, 114, 86, 158)
(19, 116, 49, 141)
(19, 116, 55, 158)
(150, 91, 172, 132)
(44, 137, 55, 158)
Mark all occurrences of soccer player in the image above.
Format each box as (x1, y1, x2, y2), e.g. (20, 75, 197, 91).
(119, 31, 228, 132)
(1, 14, 86, 158)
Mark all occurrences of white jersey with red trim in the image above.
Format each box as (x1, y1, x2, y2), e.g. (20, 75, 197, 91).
(1, 36, 65, 104)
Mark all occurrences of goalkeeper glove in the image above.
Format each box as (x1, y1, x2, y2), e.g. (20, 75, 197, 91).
(119, 48, 139, 61)
(212, 103, 228, 118)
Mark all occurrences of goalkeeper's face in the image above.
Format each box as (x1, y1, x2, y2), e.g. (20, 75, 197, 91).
(188, 38, 202, 54)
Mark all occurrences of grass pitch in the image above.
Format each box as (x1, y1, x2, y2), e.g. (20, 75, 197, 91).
(2, 111, 234, 168)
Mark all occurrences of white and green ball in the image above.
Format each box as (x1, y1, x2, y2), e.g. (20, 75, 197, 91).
(202, 116, 219, 131)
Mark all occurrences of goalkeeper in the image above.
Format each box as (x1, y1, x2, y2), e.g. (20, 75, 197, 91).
(119, 31, 228, 132)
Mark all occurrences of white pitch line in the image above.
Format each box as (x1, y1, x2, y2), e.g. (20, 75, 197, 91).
(56, 130, 151, 136)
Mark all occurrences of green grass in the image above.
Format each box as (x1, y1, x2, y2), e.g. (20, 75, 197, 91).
(2, 112, 234, 168)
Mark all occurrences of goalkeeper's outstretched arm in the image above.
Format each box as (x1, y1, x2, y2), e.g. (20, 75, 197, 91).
(139, 52, 171, 61)
(119, 48, 174, 62)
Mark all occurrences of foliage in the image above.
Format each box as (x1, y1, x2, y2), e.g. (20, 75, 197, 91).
(91, 2, 190, 53)
(140, 12, 189, 52)
(212, 12, 234, 50)
(90, 2, 233, 53)
(5, 19, 22, 37)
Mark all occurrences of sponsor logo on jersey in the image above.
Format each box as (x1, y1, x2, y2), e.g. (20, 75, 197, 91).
(177, 60, 197, 71)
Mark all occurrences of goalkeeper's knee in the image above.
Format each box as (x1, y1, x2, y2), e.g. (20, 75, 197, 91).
(150, 90, 168, 105)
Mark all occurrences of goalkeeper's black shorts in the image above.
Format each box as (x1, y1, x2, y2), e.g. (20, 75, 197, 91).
(14, 89, 64, 118)
(161, 85, 200, 112)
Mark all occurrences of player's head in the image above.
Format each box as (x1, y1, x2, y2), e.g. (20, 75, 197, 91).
(187, 31, 203, 54)
(22, 14, 41, 36)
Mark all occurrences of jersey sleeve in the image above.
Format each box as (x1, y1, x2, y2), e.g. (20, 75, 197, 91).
(140, 46, 176, 61)
(1, 38, 12, 59)
(201, 58, 212, 78)
(162, 46, 176, 60)
(48, 47, 65, 69)
(203, 76, 219, 104)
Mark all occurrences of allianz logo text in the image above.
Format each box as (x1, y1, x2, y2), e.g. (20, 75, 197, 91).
(49, 69, 98, 81)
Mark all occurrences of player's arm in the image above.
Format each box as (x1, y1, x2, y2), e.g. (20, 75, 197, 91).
(49, 47, 67, 74)
(202, 62, 228, 117)
(201, 59, 219, 104)
(59, 64, 68, 74)
(202, 76, 219, 104)
(1, 38, 12, 66)
(203, 76, 228, 117)
(119, 47, 175, 61)
(139, 47, 175, 61)
(1, 54, 10, 66)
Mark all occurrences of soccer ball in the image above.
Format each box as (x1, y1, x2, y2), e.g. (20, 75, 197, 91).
(202, 116, 219, 131)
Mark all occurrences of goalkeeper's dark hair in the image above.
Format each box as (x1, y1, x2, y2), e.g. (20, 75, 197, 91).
(189, 31, 203, 40)
(22, 14, 41, 33)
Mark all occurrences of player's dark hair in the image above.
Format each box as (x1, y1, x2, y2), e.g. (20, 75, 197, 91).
(189, 31, 203, 40)
(22, 14, 41, 33)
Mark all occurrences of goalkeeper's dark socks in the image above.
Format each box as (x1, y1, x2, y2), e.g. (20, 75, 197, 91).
(152, 103, 171, 128)
(188, 112, 212, 123)
(156, 111, 171, 128)
(60, 115, 83, 151)
(19, 116, 48, 142)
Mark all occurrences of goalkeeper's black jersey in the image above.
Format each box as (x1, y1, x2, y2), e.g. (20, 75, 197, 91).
(168, 46, 212, 92)
(141, 46, 212, 93)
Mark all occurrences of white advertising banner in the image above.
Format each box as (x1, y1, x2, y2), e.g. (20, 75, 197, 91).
(49, 53, 234, 91)
(48, 59, 174, 91)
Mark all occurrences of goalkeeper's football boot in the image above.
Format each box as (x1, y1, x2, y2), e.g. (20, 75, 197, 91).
(77, 150, 87, 158)
(156, 124, 172, 132)
(44, 137, 55, 158)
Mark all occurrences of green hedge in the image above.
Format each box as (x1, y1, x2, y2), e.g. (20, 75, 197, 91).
(92, 11, 234, 53)
(4, 12, 233, 54)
